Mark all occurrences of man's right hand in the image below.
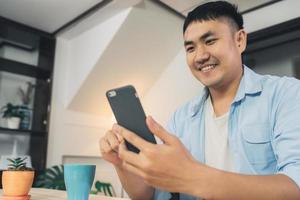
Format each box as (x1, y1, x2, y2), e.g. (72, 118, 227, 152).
(99, 124, 155, 200)
(99, 125, 124, 167)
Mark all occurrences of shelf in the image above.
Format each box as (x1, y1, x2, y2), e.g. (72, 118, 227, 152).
(0, 17, 55, 173)
(0, 58, 51, 80)
(0, 126, 47, 137)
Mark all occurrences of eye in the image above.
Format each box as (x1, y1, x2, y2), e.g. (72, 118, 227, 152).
(185, 46, 195, 53)
(205, 38, 217, 45)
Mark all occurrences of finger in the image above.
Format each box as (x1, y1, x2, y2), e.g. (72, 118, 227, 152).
(118, 141, 142, 167)
(116, 133, 124, 143)
(113, 124, 153, 151)
(99, 138, 113, 154)
(119, 139, 128, 151)
(112, 124, 124, 143)
(146, 116, 173, 144)
(106, 131, 121, 151)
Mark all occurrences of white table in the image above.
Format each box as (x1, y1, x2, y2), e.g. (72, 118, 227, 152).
(1, 188, 130, 200)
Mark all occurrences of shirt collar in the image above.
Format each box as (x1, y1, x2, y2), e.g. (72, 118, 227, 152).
(189, 65, 263, 117)
(189, 87, 208, 117)
(233, 65, 263, 103)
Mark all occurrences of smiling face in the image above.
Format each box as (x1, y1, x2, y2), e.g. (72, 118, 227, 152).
(184, 18, 246, 90)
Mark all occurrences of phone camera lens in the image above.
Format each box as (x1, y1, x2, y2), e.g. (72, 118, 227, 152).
(108, 91, 116, 97)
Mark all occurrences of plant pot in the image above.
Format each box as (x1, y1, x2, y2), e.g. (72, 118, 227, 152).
(6, 117, 21, 129)
(19, 106, 32, 130)
(2, 170, 35, 196)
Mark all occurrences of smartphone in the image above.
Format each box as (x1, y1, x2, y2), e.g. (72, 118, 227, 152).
(106, 85, 156, 153)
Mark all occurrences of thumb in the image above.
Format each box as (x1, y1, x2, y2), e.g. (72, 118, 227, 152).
(146, 116, 173, 144)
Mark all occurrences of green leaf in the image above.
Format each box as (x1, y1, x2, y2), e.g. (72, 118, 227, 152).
(6, 157, 28, 170)
(94, 180, 114, 197)
(7, 158, 15, 163)
(33, 165, 66, 190)
(90, 190, 98, 194)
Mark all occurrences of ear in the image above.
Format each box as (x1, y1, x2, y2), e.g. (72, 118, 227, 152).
(236, 29, 247, 54)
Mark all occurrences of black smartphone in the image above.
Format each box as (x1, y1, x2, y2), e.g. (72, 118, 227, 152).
(106, 85, 156, 153)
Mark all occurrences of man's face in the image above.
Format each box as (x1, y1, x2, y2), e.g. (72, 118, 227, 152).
(183, 19, 246, 89)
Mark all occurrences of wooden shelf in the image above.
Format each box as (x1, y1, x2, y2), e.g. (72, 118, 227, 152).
(0, 126, 47, 137)
(0, 58, 51, 80)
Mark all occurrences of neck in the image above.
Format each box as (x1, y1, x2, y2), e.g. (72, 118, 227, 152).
(208, 68, 243, 116)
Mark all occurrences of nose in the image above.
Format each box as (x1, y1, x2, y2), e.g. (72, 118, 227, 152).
(194, 46, 210, 64)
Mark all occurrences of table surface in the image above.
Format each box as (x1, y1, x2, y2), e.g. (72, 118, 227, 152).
(0, 188, 130, 200)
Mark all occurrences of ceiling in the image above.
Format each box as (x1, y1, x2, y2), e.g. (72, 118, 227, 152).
(0, 0, 277, 34)
(0, 0, 105, 33)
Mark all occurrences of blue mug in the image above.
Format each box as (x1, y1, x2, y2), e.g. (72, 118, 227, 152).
(64, 164, 96, 200)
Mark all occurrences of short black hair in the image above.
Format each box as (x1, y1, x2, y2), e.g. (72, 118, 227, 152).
(183, 1, 243, 34)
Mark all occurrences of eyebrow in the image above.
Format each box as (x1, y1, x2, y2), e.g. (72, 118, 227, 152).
(184, 31, 215, 47)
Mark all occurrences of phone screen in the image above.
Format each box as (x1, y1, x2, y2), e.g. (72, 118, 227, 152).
(106, 85, 156, 153)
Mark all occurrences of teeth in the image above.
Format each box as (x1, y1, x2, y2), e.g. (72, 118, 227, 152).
(200, 65, 215, 72)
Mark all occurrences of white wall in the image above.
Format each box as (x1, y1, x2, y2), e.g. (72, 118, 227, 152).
(48, 1, 187, 167)
(66, 0, 184, 117)
(47, 8, 134, 167)
(143, 49, 202, 126)
(65, 8, 132, 108)
(48, 37, 111, 165)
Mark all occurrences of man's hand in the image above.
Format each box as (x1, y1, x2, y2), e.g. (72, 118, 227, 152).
(99, 129, 124, 167)
(113, 116, 199, 193)
(100, 127, 155, 200)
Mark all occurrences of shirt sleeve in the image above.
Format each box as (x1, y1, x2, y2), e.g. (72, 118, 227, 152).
(272, 79, 300, 188)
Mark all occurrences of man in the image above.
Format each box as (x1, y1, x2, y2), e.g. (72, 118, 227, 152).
(99, 1, 300, 199)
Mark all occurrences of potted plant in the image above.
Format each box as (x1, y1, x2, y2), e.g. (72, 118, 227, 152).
(2, 157, 35, 197)
(0, 103, 24, 129)
(18, 82, 35, 129)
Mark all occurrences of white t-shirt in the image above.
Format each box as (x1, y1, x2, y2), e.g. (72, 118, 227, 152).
(204, 96, 235, 172)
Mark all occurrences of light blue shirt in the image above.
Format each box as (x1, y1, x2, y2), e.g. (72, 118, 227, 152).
(154, 66, 300, 200)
